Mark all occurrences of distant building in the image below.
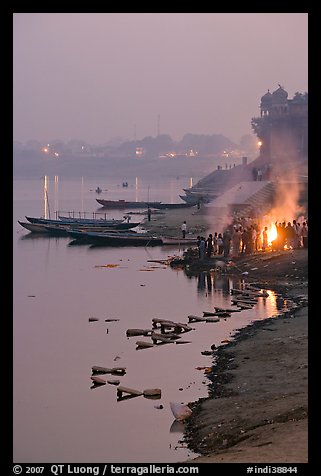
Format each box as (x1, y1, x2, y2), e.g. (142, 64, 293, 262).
(251, 85, 308, 162)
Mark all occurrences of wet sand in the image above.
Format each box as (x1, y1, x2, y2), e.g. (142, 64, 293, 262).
(144, 210, 308, 464)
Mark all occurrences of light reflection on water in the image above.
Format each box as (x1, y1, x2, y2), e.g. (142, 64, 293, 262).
(13, 177, 287, 463)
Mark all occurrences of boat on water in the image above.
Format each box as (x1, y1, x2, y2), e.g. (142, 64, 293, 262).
(67, 230, 163, 246)
(26, 215, 126, 227)
(150, 202, 196, 210)
(18, 220, 141, 235)
(96, 199, 162, 209)
(18, 221, 71, 235)
(160, 236, 198, 245)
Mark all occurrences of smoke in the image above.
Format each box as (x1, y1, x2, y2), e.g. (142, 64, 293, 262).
(263, 134, 307, 226)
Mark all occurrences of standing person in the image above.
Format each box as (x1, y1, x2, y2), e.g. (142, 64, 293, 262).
(147, 207, 151, 222)
(196, 236, 201, 258)
(257, 169, 263, 181)
(206, 234, 214, 258)
(181, 220, 187, 239)
(199, 236, 206, 260)
(285, 222, 296, 249)
(292, 220, 301, 248)
(213, 232, 218, 255)
(262, 226, 268, 252)
(232, 227, 242, 255)
(301, 222, 308, 248)
(217, 233, 224, 255)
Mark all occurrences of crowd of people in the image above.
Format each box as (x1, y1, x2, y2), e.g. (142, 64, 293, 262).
(182, 216, 308, 260)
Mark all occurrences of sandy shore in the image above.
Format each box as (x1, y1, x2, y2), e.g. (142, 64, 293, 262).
(141, 206, 211, 238)
(144, 210, 308, 464)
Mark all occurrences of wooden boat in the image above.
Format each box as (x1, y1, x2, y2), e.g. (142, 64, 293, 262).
(150, 202, 196, 210)
(214, 306, 241, 313)
(25, 216, 140, 230)
(19, 220, 141, 236)
(67, 230, 163, 246)
(160, 236, 198, 246)
(96, 199, 162, 209)
(18, 221, 70, 235)
(67, 228, 138, 240)
(57, 215, 126, 225)
(26, 215, 126, 227)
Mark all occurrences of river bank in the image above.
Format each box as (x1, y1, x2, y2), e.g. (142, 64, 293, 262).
(144, 209, 308, 464)
(183, 251, 308, 464)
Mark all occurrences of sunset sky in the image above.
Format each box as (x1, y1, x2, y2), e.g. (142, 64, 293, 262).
(13, 13, 308, 145)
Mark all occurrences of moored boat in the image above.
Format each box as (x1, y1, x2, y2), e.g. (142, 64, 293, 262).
(24, 216, 140, 230)
(18, 221, 70, 235)
(18, 220, 141, 235)
(160, 236, 198, 245)
(149, 202, 196, 210)
(96, 199, 162, 209)
(26, 215, 126, 227)
(67, 230, 163, 246)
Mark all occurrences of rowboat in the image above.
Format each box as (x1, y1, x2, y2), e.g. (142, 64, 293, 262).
(18, 220, 141, 235)
(151, 202, 196, 210)
(66, 230, 163, 246)
(96, 199, 162, 209)
(26, 215, 127, 227)
(160, 236, 198, 246)
(67, 228, 138, 240)
(18, 221, 70, 235)
(24, 216, 140, 230)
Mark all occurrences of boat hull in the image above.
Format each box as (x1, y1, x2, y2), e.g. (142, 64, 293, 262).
(150, 203, 196, 210)
(96, 199, 162, 209)
(73, 231, 163, 246)
(160, 236, 198, 245)
(19, 220, 141, 235)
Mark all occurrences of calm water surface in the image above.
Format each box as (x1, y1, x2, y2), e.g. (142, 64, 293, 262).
(13, 177, 285, 463)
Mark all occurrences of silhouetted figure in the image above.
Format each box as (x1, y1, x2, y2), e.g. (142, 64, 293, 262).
(181, 221, 187, 238)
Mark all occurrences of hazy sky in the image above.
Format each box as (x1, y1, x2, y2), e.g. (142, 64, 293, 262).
(13, 13, 308, 145)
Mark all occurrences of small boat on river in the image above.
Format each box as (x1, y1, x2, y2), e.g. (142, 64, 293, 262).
(160, 236, 198, 246)
(26, 215, 126, 227)
(18, 220, 141, 235)
(151, 202, 196, 210)
(66, 230, 163, 246)
(18, 221, 71, 235)
(96, 199, 162, 209)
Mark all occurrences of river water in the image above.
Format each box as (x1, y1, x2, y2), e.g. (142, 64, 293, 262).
(13, 176, 285, 463)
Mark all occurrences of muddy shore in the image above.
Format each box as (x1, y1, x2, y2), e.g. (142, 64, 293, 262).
(143, 209, 308, 464)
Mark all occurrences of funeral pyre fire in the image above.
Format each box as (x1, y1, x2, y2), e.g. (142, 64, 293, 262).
(259, 177, 307, 250)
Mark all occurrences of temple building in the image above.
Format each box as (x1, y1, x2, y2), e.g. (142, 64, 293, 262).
(251, 85, 308, 162)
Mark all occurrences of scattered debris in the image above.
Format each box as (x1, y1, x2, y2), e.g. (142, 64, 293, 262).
(143, 388, 162, 398)
(126, 328, 153, 337)
(91, 376, 106, 385)
(136, 341, 154, 349)
(117, 386, 143, 399)
(95, 264, 120, 268)
(188, 315, 206, 323)
(170, 402, 192, 421)
(92, 366, 112, 374)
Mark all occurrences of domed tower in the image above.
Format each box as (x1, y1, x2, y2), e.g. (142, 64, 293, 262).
(260, 89, 272, 117)
(271, 84, 289, 116)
